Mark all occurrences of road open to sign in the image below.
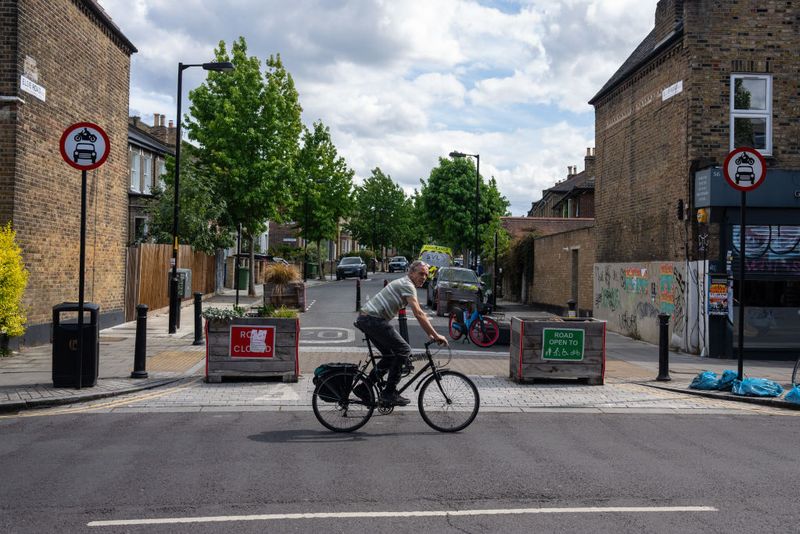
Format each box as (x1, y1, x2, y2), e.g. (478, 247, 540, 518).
(542, 328, 585, 361)
(229, 325, 275, 358)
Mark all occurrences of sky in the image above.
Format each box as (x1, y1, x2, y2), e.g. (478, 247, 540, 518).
(97, 0, 659, 216)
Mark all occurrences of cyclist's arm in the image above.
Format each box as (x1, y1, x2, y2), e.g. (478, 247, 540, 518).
(407, 295, 448, 345)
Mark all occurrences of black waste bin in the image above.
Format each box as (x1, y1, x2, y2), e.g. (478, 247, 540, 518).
(52, 302, 100, 388)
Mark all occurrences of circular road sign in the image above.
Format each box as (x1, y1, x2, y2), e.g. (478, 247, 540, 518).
(59, 122, 110, 171)
(723, 147, 766, 192)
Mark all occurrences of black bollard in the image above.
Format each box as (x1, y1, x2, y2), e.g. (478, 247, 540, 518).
(398, 306, 409, 342)
(356, 278, 361, 311)
(656, 313, 671, 381)
(566, 299, 577, 318)
(193, 292, 204, 346)
(383, 279, 388, 287)
(131, 304, 148, 379)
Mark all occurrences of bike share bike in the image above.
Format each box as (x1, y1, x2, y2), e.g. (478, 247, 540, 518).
(311, 323, 480, 433)
(447, 300, 500, 347)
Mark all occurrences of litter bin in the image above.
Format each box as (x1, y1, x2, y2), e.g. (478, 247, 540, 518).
(52, 302, 100, 388)
(236, 267, 249, 290)
(305, 262, 318, 278)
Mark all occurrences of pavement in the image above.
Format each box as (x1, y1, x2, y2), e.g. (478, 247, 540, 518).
(1, 274, 798, 415)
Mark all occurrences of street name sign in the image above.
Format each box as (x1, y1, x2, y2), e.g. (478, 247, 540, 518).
(542, 328, 585, 361)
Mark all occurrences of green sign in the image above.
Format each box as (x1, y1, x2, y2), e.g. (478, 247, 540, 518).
(542, 328, 585, 361)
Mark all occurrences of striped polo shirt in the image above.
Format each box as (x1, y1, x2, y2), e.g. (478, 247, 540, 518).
(361, 276, 417, 321)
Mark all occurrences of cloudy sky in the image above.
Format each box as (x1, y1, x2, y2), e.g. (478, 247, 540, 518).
(98, 0, 658, 216)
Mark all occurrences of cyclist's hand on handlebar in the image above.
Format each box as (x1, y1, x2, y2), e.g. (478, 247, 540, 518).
(430, 333, 448, 346)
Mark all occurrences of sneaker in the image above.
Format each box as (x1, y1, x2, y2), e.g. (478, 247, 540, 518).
(352, 382, 372, 403)
(380, 390, 410, 406)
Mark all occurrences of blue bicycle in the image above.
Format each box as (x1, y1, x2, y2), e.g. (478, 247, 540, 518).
(448, 302, 500, 347)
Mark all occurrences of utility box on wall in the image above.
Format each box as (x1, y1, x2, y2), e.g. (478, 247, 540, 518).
(166, 268, 192, 299)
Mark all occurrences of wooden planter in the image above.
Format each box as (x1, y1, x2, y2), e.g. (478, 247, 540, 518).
(509, 317, 606, 385)
(205, 317, 299, 383)
(436, 288, 481, 317)
(263, 282, 306, 311)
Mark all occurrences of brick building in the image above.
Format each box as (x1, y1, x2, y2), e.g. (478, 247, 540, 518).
(528, 148, 595, 219)
(589, 0, 800, 357)
(0, 0, 135, 346)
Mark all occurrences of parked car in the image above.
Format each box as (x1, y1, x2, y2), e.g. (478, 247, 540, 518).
(426, 267, 483, 314)
(388, 256, 409, 272)
(336, 256, 367, 280)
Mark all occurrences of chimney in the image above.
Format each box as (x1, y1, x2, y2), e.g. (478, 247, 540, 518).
(160, 114, 165, 127)
(168, 120, 174, 128)
(584, 147, 596, 177)
(653, 0, 683, 45)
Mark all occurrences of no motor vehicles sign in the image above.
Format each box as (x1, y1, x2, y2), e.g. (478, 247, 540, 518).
(229, 325, 276, 358)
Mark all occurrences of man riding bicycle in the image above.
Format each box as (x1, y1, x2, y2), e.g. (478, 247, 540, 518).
(356, 260, 448, 406)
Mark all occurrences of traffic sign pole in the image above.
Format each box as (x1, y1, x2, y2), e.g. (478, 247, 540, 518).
(77, 169, 87, 389)
(737, 190, 746, 380)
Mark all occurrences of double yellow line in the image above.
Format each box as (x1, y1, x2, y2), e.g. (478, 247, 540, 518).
(0, 377, 201, 419)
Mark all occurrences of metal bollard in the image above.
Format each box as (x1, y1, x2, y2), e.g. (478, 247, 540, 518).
(193, 292, 204, 346)
(566, 299, 577, 318)
(356, 278, 361, 311)
(384, 279, 388, 287)
(398, 306, 409, 342)
(656, 313, 671, 381)
(131, 304, 148, 379)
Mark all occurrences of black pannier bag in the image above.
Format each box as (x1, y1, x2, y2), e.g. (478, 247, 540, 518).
(313, 363, 358, 402)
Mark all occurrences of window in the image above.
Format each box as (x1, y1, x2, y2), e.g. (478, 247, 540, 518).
(730, 74, 772, 155)
(157, 158, 167, 189)
(134, 216, 148, 241)
(142, 153, 153, 194)
(129, 147, 140, 191)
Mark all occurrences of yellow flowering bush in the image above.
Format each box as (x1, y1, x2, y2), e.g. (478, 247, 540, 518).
(0, 223, 29, 348)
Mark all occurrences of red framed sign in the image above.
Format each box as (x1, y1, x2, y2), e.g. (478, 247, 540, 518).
(229, 325, 276, 358)
(59, 122, 110, 171)
(722, 147, 766, 192)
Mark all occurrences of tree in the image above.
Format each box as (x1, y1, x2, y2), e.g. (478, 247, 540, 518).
(347, 168, 408, 264)
(187, 38, 302, 295)
(290, 121, 354, 278)
(419, 158, 509, 261)
(0, 223, 28, 354)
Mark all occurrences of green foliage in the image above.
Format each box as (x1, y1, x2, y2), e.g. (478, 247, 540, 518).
(264, 263, 300, 285)
(256, 305, 298, 318)
(346, 167, 414, 255)
(418, 158, 510, 260)
(187, 37, 302, 243)
(340, 249, 375, 265)
(503, 233, 536, 302)
(269, 244, 304, 263)
(0, 223, 29, 344)
(291, 121, 354, 244)
(201, 306, 246, 320)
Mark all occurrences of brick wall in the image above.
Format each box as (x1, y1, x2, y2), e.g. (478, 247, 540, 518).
(529, 226, 596, 315)
(4, 0, 134, 344)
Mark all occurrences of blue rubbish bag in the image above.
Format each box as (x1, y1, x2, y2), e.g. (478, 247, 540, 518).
(716, 370, 738, 391)
(731, 377, 784, 397)
(689, 371, 719, 390)
(785, 386, 800, 405)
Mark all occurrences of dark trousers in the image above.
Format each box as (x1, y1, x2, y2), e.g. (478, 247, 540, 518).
(355, 314, 411, 393)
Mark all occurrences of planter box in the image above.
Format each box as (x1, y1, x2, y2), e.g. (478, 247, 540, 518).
(205, 317, 299, 383)
(509, 317, 606, 385)
(263, 282, 306, 311)
(436, 288, 481, 317)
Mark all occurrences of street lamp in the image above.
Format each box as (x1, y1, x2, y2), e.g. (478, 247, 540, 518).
(449, 151, 480, 271)
(169, 61, 234, 334)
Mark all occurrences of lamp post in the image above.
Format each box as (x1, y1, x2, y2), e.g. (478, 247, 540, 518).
(169, 61, 234, 334)
(449, 151, 480, 271)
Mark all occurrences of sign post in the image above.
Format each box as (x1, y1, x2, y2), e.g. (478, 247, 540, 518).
(59, 122, 110, 389)
(722, 147, 766, 380)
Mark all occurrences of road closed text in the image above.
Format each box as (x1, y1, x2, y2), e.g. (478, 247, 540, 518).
(229, 325, 276, 358)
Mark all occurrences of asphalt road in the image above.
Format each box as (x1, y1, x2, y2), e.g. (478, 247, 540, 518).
(2, 411, 798, 533)
(301, 271, 503, 352)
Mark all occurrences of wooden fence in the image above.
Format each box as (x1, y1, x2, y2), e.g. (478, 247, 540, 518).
(125, 244, 216, 321)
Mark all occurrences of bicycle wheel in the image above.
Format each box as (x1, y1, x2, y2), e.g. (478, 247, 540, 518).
(468, 316, 499, 347)
(792, 356, 800, 387)
(448, 312, 463, 340)
(418, 370, 480, 432)
(312, 371, 374, 432)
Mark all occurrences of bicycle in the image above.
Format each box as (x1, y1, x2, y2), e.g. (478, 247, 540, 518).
(447, 301, 500, 347)
(311, 328, 480, 433)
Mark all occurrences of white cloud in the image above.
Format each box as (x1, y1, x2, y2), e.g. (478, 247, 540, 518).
(98, 0, 658, 216)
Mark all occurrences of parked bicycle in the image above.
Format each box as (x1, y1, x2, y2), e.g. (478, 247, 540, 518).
(448, 301, 500, 347)
(312, 327, 480, 433)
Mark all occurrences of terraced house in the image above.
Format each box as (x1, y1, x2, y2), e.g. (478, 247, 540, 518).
(590, 0, 800, 359)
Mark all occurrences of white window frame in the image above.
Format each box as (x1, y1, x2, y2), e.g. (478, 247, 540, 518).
(129, 147, 141, 192)
(142, 152, 153, 194)
(730, 74, 772, 156)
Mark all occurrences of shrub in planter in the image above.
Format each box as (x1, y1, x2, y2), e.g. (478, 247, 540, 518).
(263, 263, 305, 311)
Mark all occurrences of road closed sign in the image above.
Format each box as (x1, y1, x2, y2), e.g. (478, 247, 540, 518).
(723, 147, 766, 192)
(229, 325, 276, 358)
(59, 122, 110, 171)
(542, 328, 585, 361)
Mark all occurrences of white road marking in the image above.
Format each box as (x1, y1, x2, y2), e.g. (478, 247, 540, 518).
(305, 299, 316, 312)
(88, 505, 717, 526)
(300, 327, 355, 344)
